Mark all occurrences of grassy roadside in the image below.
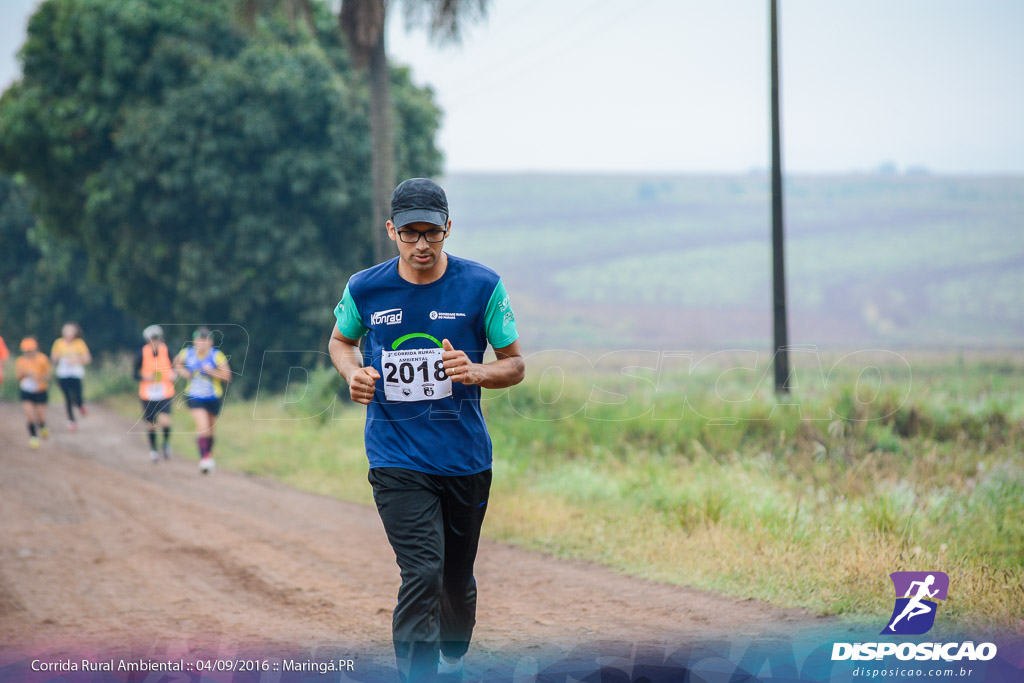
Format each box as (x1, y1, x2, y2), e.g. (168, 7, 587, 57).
(94, 355, 1024, 633)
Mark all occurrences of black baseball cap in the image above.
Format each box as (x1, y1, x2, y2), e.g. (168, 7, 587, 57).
(390, 178, 449, 228)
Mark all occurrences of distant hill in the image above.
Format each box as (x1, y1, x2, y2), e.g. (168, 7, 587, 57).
(441, 173, 1024, 352)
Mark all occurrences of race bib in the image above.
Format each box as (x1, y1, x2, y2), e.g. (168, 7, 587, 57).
(146, 382, 167, 401)
(56, 359, 85, 379)
(381, 347, 452, 402)
(190, 374, 216, 399)
(20, 377, 39, 393)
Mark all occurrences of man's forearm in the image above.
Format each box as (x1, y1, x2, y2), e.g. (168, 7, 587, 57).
(329, 337, 363, 385)
(209, 366, 231, 382)
(476, 355, 525, 390)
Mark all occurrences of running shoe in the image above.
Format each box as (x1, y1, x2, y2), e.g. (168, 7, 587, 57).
(78, 405, 88, 417)
(199, 456, 215, 474)
(437, 653, 463, 677)
(40, 427, 50, 439)
(29, 437, 40, 449)
(68, 421, 78, 432)
(149, 449, 159, 463)
(162, 444, 172, 460)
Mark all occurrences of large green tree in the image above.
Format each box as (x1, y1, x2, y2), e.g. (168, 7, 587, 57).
(0, 175, 137, 355)
(0, 0, 442, 391)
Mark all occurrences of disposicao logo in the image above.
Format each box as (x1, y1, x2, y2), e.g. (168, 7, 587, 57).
(831, 570, 997, 663)
(882, 571, 949, 635)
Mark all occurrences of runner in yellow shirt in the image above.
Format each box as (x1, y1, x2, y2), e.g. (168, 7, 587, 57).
(51, 322, 92, 432)
(15, 337, 51, 448)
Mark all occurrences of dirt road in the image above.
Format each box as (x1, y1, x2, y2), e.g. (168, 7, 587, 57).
(0, 402, 833, 679)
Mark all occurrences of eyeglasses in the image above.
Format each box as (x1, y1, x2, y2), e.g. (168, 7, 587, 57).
(395, 227, 448, 243)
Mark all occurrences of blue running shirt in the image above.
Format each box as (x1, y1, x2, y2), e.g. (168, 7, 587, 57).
(177, 346, 229, 400)
(334, 255, 519, 475)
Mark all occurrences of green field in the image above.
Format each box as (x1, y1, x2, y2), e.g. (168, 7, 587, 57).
(93, 353, 1024, 633)
(442, 173, 1024, 350)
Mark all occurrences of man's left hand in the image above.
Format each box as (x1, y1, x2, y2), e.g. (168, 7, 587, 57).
(442, 338, 482, 385)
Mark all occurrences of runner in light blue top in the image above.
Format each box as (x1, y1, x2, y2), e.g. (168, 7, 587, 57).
(174, 327, 231, 474)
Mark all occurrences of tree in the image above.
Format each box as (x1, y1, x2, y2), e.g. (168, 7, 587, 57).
(238, 0, 316, 32)
(0, 0, 443, 392)
(340, 0, 489, 264)
(0, 175, 138, 355)
(82, 42, 368, 346)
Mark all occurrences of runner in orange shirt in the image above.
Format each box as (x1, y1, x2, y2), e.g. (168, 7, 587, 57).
(133, 325, 176, 462)
(15, 337, 51, 449)
(0, 333, 10, 390)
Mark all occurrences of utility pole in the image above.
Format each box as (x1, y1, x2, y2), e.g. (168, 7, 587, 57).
(770, 0, 790, 394)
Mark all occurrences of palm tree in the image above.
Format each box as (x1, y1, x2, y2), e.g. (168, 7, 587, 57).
(341, 0, 489, 264)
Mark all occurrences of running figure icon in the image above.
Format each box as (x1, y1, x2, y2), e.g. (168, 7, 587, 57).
(887, 574, 938, 631)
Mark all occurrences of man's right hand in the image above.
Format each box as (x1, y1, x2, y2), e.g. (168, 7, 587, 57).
(348, 366, 381, 405)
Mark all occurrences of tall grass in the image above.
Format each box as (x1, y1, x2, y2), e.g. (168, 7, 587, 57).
(482, 355, 1023, 631)
(94, 355, 1024, 631)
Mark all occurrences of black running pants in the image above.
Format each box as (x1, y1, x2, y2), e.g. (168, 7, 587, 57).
(58, 377, 83, 422)
(368, 466, 491, 683)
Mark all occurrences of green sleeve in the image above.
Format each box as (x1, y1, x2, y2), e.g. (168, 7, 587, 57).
(483, 278, 519, 349)
(334, 284, 368, 340)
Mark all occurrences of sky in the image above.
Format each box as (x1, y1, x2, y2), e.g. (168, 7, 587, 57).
(2, 0, 1023, 174)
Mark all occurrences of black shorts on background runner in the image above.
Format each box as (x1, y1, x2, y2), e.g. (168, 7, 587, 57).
(141, 398, 172, 423)
(186, 397, 222, 416)
(20, 390, 48, 404)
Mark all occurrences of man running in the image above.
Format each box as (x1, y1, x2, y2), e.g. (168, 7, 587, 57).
(51, 321, 92, 431)
(329, 178, 525, 683)
(15, 337, 51, 448)
(134, 325, 175, 462)
(174, 326, 231, 474)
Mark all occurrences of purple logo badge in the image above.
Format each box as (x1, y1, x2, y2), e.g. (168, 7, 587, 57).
(881, 571, 949, 635)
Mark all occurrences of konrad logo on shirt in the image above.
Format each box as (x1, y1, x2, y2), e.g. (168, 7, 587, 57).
(430, 310, 466, 321)
(371, 308, 403, 326)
